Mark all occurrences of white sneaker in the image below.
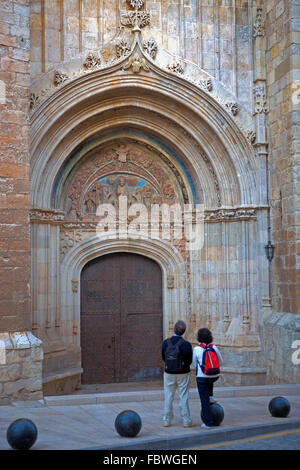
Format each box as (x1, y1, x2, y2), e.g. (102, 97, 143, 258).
(201, 423, 212, 428)
(210, 396, 217, 404)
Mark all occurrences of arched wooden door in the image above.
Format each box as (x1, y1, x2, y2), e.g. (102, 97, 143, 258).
(80, 253, 163, 384)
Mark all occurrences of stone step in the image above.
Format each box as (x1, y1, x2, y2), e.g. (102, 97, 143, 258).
(43, 383, 300, 406)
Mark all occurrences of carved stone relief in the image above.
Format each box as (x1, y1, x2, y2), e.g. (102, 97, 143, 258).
(253, 7, 265, 38)
(225, 102, 239, 116)
(143, 38, 158, 60)
(167, 61, 185, 75)
(123, 53, 149, 73)
(83, 52, 101, 70)
(199, 78, 213, 93)
(62, 141, 187, 222)
(54, 70, 69, 86)
(116, 39, 131, 58)
(254, 85, 267, 115)
(247, 130, 256, 145)
(121, 0, 150, 32)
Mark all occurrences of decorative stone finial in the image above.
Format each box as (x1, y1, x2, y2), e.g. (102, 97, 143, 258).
(121, 0, 150, 32)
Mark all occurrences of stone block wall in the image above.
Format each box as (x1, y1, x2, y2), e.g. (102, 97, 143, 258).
(265, 0, 300, 383)
(0, 331, 43, 404)
(0, 0, 31, 332)
(0, 0, 44, 402)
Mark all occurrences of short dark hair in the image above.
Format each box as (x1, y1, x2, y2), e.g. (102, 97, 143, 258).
(174, 320, 186, 336)
(197, 328, 213, 344)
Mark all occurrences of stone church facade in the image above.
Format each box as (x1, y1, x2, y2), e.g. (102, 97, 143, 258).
(0, 0, 299, 402)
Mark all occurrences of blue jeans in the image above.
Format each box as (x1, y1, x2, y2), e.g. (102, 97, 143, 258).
(196, 377, 219, 426)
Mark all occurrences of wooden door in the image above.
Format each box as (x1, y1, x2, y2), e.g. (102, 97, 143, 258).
(80, 253, 163, 384)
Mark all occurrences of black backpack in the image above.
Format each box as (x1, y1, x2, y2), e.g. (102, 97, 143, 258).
(165, 338, 185, 373)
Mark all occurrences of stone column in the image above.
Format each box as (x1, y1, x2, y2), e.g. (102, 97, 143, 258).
(0, 0, 43, 402)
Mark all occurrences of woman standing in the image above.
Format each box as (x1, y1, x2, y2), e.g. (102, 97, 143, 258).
(193, 328, 223, 428)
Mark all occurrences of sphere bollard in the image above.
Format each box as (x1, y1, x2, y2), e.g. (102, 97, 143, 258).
(115, 410, 142, 438)
(201, 403, 224, 426)
(268, 396, 291, 418)
(7, 418, 38, 450)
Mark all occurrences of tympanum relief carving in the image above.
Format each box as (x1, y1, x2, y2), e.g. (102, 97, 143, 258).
(63, 142, 188, 223)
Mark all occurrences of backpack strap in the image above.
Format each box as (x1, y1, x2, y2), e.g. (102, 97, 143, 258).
(174, 337, 184, 349)
(167, 337, 184, 349)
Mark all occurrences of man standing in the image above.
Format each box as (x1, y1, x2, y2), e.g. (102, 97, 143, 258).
(162, 320, 193, 427)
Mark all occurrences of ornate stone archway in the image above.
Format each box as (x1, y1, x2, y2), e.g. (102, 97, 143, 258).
(29, 13, 270, 394)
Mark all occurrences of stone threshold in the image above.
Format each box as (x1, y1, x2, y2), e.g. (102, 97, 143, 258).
(42, 383, 300, 406)
(42, 367, 83, 384)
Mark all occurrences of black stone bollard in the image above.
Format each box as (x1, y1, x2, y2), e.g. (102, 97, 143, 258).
(7, 418, 38, 450)
(115, 410, 142, 437)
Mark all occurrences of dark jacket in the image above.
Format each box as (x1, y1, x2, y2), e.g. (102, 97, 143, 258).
(162, 335, 193, 374)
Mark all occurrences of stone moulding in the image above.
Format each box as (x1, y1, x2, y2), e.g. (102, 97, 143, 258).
(205, 207, 257, 222)
(57, 207, 258, 261)
(30, 207, 259, 226)
(30, 208, 65, 223)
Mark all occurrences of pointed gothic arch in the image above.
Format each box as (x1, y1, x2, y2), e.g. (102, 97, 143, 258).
(30, 28, 269, 393)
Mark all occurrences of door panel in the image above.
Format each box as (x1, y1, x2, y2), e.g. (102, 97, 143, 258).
(81, 314, 115, 384)
(126, 313, 163, 381)
(80, 253, 163, 384)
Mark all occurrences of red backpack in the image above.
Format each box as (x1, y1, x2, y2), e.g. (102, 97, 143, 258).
(199, 343, 220, 376)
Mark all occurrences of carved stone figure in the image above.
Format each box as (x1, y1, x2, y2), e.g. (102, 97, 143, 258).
(123, 53, 149, 73)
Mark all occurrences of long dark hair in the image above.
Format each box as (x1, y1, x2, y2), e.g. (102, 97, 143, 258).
(197, 328, 213, 344)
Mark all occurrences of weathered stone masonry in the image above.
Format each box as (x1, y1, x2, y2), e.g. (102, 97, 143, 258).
(0, 0, 43, 402)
